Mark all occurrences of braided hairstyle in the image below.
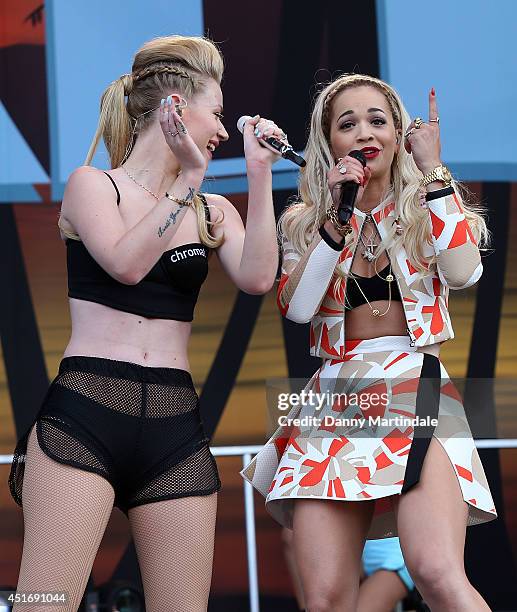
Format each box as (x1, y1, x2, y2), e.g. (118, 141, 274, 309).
(85, 35, 224, 169)
(279, 73, 488, 277)
(82, 35, 225, 249)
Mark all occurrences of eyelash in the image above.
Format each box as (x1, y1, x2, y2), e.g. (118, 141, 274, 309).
(340, 118, 386, 129)
(215, 112, 224, 120)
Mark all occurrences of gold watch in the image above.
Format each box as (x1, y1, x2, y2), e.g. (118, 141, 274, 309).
(421, 164, 452, 187)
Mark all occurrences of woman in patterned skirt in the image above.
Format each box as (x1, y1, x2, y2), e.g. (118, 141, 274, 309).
(242, 74, 496, 611)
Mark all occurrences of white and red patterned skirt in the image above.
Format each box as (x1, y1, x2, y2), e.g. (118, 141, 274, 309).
(241, 335, 497, 539)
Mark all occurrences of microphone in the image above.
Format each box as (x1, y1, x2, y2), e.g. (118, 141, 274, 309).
(237, 115, 306, 167)
(338, 150, 367, 225)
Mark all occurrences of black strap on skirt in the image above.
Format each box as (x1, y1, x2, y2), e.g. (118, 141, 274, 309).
(401, 353, 441, 493)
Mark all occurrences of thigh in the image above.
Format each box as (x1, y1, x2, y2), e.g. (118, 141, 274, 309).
(394, 437, 468, 576)
(128, 493, 218, 612)
(293, 499, 375, 599)
(357, 570, 409, 612)
(15, 425, 115, 612)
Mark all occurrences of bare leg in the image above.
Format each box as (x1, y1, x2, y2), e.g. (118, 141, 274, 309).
(128, 493, 217, 612)
(357, 570, 408, 612)
(14, 426, 115, 612)
(282, 527, 306, 610)
(395, 438, 490, 611)
(293, 499, 375, 611)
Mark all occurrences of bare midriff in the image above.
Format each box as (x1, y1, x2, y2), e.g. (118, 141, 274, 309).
(64, 298, 192, 370)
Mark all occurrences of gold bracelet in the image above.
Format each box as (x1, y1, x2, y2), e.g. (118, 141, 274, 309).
(164, 192, 192, 207)
(326, 205, 353, 236)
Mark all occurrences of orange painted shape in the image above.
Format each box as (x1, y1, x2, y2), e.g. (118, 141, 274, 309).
(406, 259, 418, 275)
(430, 210, 445, 239)
(277, 274, 289, 315)
(448, 219, 469, 249)
(345, 339, 363, 353)
(321, 323, 340, 357)
(333, 478, 346, 498)
(328, 436, 349, 457)
(383, 431, 411, 454)
(375, 452, 392, 470)
(392, 378, 419, 395)
(430, 300, 444, 335)
(413, 326, 424, 339)
(384, 352, 409, 370)
(274, 437, 289, 456)
(455, 464, 473, 482)
(356, 467, 371, 484)
(300, 457, 331, 486)
(441, 381, 462, 402)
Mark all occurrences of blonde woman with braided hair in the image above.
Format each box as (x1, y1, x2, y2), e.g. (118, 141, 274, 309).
(242, 74, 496, 611)
(9, 35, 284, 611)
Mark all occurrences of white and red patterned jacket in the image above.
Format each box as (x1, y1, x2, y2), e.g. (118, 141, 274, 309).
(277, 187, 482, 358)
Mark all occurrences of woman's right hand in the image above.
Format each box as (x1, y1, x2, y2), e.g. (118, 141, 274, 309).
(327, 155, 371, 207)
(159, 95, 207, 175)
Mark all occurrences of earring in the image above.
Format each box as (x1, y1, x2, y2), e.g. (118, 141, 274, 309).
(393, 217, 403, 235)
(175, 97, 188, 117)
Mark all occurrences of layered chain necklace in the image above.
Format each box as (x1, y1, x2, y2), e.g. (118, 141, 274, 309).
(360, 213, 378, 261)
(347, 213, 395, 317)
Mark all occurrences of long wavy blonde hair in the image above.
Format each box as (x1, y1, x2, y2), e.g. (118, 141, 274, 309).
(280, 74, 488, 277)
(62, 35, 225, 248)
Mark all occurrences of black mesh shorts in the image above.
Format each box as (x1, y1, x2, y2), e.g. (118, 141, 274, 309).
(8, 356, 221, 515)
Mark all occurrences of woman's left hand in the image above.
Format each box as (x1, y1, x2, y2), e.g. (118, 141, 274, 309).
(404, 89, 442, 175)
(243, 115, 288, 169)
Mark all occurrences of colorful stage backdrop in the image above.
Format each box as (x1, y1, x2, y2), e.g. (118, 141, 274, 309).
(1, 0, 516, 608)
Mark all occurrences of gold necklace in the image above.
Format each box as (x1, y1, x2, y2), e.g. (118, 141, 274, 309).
(122, 166, 162, 201)
(345, 263, 394, 317)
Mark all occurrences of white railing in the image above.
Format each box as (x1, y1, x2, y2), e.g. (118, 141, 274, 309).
(1, 438, 516, 612)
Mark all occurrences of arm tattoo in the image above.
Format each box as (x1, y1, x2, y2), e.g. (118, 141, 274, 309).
(156, 186, 196, 237)
(157, 206, 183, 238)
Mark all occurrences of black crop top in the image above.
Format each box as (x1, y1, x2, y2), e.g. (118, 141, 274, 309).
(66, 173, 210, 321)
(345, 264, 402, 310)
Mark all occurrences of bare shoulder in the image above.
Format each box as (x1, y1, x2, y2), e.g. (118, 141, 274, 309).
(60, 166, 122, 243)
(65, 165, 109, 191)
(202, 192, 241, 223)
(203, 192, 234, 211)
(61, 166, 118, 215)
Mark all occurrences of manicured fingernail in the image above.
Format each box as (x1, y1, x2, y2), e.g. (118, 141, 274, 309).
(431, 87, 435, 96)
(160, 98, 165, 106)
(254, 128, 260, 136)
(254, 114, 260, 119)
(166, 95, 172, 104)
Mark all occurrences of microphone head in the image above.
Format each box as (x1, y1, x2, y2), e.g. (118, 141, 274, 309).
(348, 150, 367, 167)
(237, 115, 252, 134)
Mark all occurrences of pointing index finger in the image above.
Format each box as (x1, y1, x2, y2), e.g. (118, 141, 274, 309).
(429, 87, 439, 122)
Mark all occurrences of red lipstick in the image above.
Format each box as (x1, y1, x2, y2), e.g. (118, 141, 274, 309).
(361, 147, 380, 160)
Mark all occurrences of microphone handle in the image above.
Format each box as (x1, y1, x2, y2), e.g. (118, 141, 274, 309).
(338, 181, 360, 225)
(263, 136, 306, 168)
